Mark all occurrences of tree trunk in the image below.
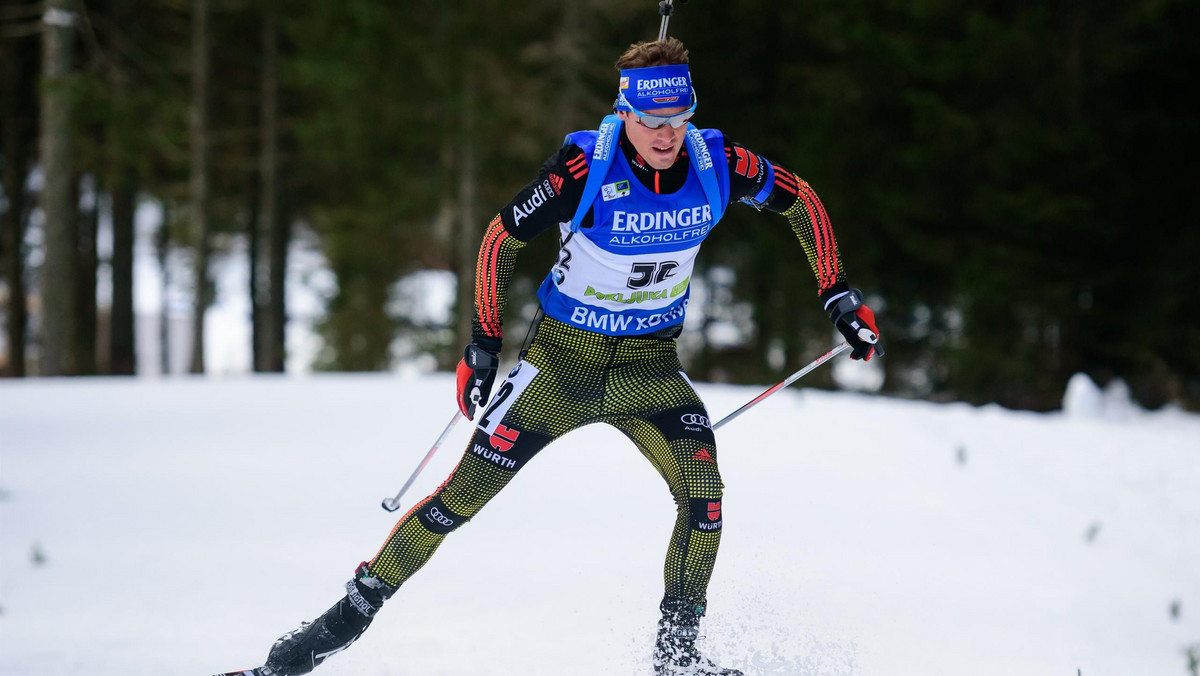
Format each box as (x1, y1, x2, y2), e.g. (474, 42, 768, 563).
(109, 180, 136, 374)
(106, 0, 138, 376)
(454, 67, 479, 357)
(157, 204, 171, 375)
(259, 9, 287, 372)
(38, 0, 78, 376)
(248, 170, 262, 371)
(556, 0, 585, 132)
(1, 33, 35, 377)
(267, 208, 290, 373)
(75, 175, 98, 375)
(188, 0, 211, 374)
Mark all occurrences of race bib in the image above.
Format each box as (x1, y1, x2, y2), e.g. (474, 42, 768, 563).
(476, 360, 540, 435)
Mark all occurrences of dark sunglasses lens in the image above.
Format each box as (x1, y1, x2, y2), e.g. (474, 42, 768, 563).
(669, 113, 694, 129)
(639, 115, 668, 129)
(639, 114, 692, 129)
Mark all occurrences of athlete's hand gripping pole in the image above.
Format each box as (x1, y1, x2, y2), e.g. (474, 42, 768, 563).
(826, 288, 884, 361)
(380, 341, 502, 512)
(712, 342, 851, 431)
(380, 411, 463, 512)
(456, 343, 500, 419)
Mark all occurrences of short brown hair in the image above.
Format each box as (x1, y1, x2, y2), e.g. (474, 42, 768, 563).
(614, 37, 689, 70)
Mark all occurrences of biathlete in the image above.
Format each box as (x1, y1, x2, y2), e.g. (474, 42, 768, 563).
(235, 38, 880, 676)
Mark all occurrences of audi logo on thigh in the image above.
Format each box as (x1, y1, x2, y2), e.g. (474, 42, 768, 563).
(428, 507, 455, 527)
(681, 413, 711, 428)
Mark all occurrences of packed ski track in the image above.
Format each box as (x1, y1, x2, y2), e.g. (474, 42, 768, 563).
(1, 373, 1197, 675)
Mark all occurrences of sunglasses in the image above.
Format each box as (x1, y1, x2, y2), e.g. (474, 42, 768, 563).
(626, 91, 699, 129)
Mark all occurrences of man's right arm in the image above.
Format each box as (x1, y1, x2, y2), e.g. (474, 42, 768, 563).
(458, 144, 591, 415)
(471, 144, 590, 348)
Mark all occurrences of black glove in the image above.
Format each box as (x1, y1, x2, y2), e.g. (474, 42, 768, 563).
(455, 342, 500, 418)
(824, 287, 883, 361)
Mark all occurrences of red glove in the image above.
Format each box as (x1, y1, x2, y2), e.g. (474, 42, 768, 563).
(455, 343, 499, 418)
(825, 288, 883, 361)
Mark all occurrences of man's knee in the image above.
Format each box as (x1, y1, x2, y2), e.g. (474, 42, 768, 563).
(674, 437, 724, 494)
(687, 495, 724, 534)
(414, 494, 468, 535)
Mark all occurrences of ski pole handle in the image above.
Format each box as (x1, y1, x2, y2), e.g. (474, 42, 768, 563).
(712, 342, 851, 431)
(381, 410, 463, 512)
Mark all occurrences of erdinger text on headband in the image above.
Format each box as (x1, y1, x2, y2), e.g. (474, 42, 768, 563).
(615, 63, 697, 128)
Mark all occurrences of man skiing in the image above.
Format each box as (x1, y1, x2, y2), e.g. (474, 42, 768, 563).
(228, 38, 880, 676)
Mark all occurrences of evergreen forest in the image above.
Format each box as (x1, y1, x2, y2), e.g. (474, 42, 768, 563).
(1, 0, 1197, 411)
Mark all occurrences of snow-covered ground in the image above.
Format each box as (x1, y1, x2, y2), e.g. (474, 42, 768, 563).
(1, 372, 1197, 676)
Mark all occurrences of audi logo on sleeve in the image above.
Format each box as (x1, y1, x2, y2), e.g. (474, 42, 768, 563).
(680, 413, 711, 429)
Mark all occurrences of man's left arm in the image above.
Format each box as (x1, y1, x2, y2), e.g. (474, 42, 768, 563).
(724, 140, 882, 360)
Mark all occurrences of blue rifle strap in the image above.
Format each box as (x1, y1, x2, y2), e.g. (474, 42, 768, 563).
(685, 124, 724, 224)
(567, 118, 725, 232)
(567, 115, 623, 233)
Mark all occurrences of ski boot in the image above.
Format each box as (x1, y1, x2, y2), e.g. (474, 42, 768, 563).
(262, 563, 396, 676)
(652, 596, 743, 676)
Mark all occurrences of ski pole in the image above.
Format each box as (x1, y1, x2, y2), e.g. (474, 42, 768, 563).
(657, 0, 675, 41)
(712, 342, 851, 431)
(380, 410, 463, 512)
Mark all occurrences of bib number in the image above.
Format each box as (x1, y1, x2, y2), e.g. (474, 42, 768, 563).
(477, 360, 540, 434)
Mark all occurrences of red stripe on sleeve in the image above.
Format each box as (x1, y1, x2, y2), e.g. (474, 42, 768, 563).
(474, 227, 494, 336)
(475, 222, 507, 337)
(487, 229, 509, 335)
(795, 186, 835, 289)
(773, 164, 798, 195)
(566, 153, 589, 179)
(800, 181, 839, 284)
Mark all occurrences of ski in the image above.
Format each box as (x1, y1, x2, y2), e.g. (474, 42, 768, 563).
(210, 669, 269, 676)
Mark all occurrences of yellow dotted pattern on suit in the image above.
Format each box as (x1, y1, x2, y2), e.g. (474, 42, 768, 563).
(609, 416, 724, 602)
(368, 503, 446, 584)
(368, 318, 724, 605)
(368, 452, 513, 584)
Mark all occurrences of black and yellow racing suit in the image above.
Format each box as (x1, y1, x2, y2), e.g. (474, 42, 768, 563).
(366, 127, 848, 608)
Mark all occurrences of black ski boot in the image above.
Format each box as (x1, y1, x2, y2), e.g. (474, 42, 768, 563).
(652, 596, 743, 676)
(262, 563, 396, 676)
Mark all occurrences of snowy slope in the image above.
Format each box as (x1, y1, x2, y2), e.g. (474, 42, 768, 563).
(1, 373, 1197, 676)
